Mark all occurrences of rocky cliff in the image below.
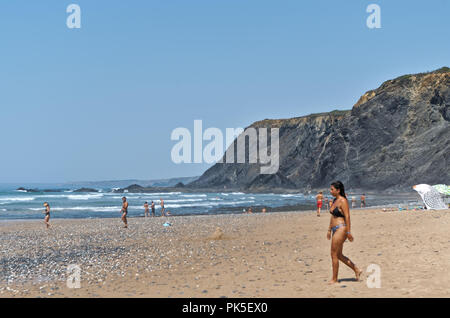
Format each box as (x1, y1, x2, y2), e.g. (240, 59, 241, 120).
(189, 67, 450, 192)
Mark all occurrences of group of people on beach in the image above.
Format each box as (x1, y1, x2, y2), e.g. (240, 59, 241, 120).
(244, 207, 267, 214)
(40, 180, 360, 284)
(118, 197, 171, 228)
(143, 199, 171, 217)
(316, 191, 366, 217)
(41, 197, 170, 230)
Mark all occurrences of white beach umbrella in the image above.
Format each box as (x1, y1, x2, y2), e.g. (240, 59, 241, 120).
(412, 184, 447, 210)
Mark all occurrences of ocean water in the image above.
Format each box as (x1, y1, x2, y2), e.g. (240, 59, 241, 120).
(0, 183, 424, 220)
(0, 188, 320, 220)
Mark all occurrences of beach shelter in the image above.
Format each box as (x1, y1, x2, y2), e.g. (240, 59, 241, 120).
(412, 184, 447, 210)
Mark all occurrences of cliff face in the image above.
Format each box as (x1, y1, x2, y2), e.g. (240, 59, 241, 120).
(189, 67, 450, 192)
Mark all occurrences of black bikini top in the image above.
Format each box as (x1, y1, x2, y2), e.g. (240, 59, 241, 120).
(331, 198, 345, 218)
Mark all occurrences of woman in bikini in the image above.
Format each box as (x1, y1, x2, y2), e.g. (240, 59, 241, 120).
(121, 197, 128, 228)
(327, 181, 362, 284)
(43, 202, 51, 229)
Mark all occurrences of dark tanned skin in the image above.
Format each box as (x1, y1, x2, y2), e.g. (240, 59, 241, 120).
(144, 202, 149, 217)
(43, 202, 51, 229)
(316, 192, 324, 217)
(360, 194, 366, 208)
(121, 197, 128, 228)
(151, 201, 155, 217)
(326, 185, 362, 284)
(160, 198, 165, 217)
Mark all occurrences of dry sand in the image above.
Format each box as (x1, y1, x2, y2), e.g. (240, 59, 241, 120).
(0, 207, 449, 298)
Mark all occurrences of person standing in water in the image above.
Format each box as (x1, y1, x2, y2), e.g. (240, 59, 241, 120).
(360, 194, 366, 208)
(351, 196, 356, 208)
(144, 201, 150, 217)
(151, 201, 156, 217)
(160, 198, 166, 217)
(326, 181, 361, 284)
(43, 202, 51, 229)
(121, 197, 128, 228)
(316, 191, 324, 217)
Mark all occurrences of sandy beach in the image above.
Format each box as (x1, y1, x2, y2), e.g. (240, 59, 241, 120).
(0, 207, 449, 298)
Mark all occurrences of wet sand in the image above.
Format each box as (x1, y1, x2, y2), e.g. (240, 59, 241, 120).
(1, 207, 449, 298)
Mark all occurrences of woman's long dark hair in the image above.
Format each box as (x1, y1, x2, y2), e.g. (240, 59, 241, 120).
(331, 181, 347, 200)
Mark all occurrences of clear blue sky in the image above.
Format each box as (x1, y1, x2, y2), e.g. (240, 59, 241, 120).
(0, 0, 448, 183)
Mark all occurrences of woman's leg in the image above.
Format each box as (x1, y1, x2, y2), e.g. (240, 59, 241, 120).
(329, 229, 346, 283)
(335, 229, 362, 281)
(44, 215, 50, 229)
(122, 213, 128, 228)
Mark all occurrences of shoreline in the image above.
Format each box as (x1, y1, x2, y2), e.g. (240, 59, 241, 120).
(0, 192, 424, 222)
(0, 188, 425, 221)
(1, 207, 449, 297)
(0, 204, 423, 222)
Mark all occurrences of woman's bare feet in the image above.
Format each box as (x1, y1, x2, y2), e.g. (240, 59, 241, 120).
(328, 280, 338, 285)
(355, 268, 363, 281)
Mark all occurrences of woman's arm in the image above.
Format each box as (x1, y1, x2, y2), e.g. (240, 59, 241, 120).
(326, 215, 333, 240)
(342, 198, 354, 241)
(342, 199, 350, 231)
(326, 204, 333, 239)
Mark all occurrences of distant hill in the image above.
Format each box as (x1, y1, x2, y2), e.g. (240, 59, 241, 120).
(188, 67, 450, 192)
(63, 176, 199, 190)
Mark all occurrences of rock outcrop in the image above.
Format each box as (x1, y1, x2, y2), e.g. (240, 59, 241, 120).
(189, 67, 450, 192)
(73, 188, 99, 193)
(16, 187, 64, 193)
